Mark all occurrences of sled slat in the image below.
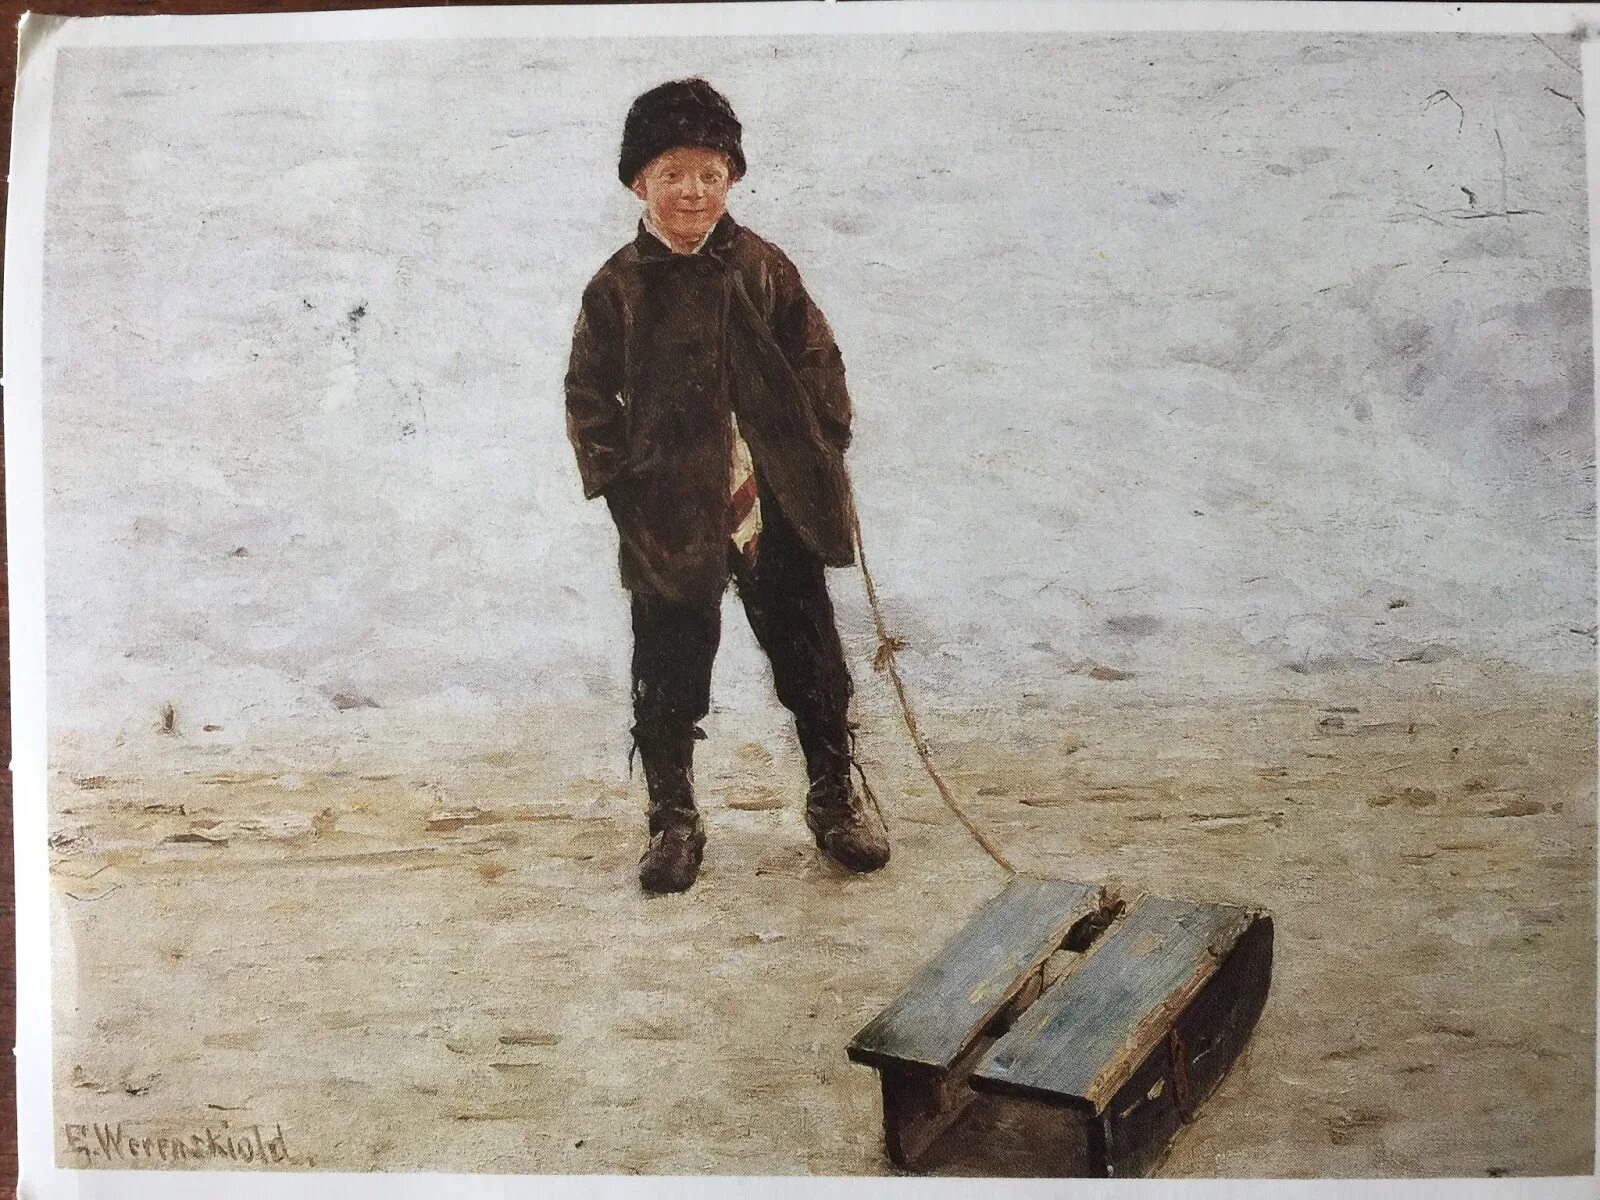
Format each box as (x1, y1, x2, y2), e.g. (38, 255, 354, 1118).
(847, 875, 1105, 1073)
(974, 895, 1254, 1109)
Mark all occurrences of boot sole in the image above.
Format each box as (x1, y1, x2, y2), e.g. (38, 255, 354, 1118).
(812, 833, 891, 874)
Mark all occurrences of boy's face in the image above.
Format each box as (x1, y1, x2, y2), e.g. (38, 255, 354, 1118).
(630, 146, 736, 248)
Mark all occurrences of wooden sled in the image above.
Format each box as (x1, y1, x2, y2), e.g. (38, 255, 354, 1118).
(846, 876, 1273, 1177)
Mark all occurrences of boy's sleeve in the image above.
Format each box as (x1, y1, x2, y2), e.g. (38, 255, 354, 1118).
(771, 257, 852, 453)
(564, 276, 629, 499)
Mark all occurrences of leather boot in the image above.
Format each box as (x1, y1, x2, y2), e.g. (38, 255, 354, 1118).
(635, 729, 706, 894)
(796, 716, 890, 873)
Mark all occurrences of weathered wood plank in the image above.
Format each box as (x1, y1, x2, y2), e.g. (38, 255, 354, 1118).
(1097, 1035, 1183, 1178)
(1166, 911, 1274, 1112)
(1095, 912, 1274, 1178)
(973, 895, 1254, 1110)
(847, 875, 1106, 1072)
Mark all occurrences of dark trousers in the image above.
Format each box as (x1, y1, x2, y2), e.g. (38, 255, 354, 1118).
(629, 497, 854, 770)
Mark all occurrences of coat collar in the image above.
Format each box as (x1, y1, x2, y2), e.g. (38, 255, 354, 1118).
(634, 211, 738, 263)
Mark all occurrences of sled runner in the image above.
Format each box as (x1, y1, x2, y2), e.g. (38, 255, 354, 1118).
(847, 875, 1273, 1177)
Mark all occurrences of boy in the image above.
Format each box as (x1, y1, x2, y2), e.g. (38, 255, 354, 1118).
(564, 78, 891, 893)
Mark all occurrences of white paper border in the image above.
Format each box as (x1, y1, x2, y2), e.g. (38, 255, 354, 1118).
(9, 3, 1600, 1198)
(11, 9, 62, 1200)
(20, 0, 1600, 44)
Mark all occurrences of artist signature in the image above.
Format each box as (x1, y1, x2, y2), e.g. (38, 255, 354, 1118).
(63, 1121, 290, 1167)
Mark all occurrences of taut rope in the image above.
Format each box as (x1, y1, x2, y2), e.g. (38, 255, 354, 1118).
(848, 498, 1016, 876)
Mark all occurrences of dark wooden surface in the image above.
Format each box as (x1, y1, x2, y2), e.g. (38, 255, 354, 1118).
(1167, 912, 1274, 1115)
(1096, 1026, 1184, 1178)
(848, 875, 1104, 1073)
(0, 2, 701, 1195)
(1079, 911, 1274, 1178)
(975, 895, 1255, 1110)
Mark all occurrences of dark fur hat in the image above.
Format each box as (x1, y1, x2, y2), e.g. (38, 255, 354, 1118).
(618, 78, 746, 188)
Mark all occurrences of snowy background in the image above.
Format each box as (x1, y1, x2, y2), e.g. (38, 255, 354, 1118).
(39, 32, 1595, 759)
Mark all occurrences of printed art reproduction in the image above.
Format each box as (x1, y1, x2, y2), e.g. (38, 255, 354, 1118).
(9, 3, 1598, 1195)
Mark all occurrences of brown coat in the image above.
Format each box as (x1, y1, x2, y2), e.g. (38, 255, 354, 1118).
(564, 213, 857, 603)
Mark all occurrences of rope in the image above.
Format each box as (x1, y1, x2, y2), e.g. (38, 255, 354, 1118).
(848, 498, 1017, 876)
(720, 267, 1015, 874)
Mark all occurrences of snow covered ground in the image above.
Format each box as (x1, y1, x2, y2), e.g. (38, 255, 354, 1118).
(39, 31, 1593, 763)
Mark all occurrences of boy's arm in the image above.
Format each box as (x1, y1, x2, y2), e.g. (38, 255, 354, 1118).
(564, 277, 629, 499)
(770, 258, 853, 453)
